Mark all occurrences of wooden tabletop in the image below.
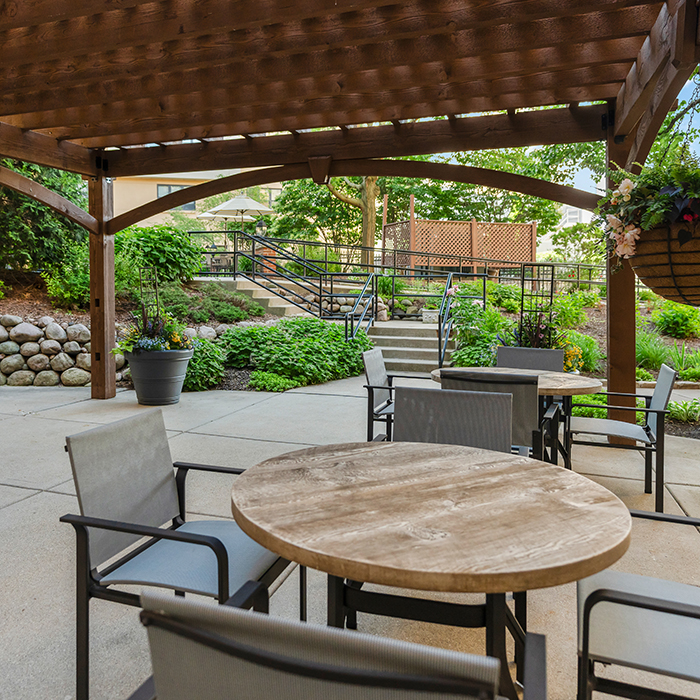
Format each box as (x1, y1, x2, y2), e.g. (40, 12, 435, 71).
(431, 366, 602, 396)
(232, 442, 630, 594)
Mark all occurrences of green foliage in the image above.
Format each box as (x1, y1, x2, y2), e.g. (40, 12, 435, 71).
(553, 293, 588, 329)
(486, 282, 521, 313)
(376, 271, 408, 298)
(42, 241, 139, 308)
(116, 225, 205, 281)
(217, 318, 373, 388)
(565, 331, 604, 373)
(573, 289, 603, 308)
(636, 367, 654, 381)
(636, 329, 670, 370)
(0, 159, 87, 270)
(667, 398, 700, 422)
(157, 282, 264, 324)
(0, 280, 9, 300)
(679, 367, 700, 381)
(549, 223, 604, 265)
(572, 393, 645, 423)
(653, 301, 700, 338)
(248, 371, 301, 392)
(667, 341, 691, 371)
(283, 245, 342, 276)
(183, 339, 226, 391)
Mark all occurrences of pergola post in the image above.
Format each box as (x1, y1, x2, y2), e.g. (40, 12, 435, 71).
(606, 130, 636, 420)
(88, 175, 116, 399)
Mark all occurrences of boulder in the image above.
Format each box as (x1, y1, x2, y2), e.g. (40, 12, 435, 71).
(184, 327, 197, 339)
(40, 339, 62, 355)
(61, 367, 91, 386)
(37, 316, 55, 328)
(198, 325, 217, 341)
(9, 322, 43, 343)
(50, 352, 75, 372)
(44, 322, 67, 342)
(63, 340, 82, 355)
(7, 370, 35, 386)
(27, 353, 51, 372)
(339, 305, 353, 313)
(34, 369, 60, 386)
(67, 323, 91, 343)
(215, 324, 229, 337)
(0, 371, 5, 386)
(83, 342, 91, 353)
(20, 342, 41, 357)
(0, 314, 22, 327)
(114, 353, 125, 370)
(0, 325, 8, 343)
(377, 308, 389, 322)
(0, 353, 25, 374)
(75, 353, 91, 371)
(0, 340, 20, 355)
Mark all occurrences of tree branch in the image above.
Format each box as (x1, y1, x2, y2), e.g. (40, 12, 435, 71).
(342, 176, 363, 191)
(326, 180, 361, 208)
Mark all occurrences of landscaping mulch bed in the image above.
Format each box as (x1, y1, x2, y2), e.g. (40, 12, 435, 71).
(217, 368, 255, 391)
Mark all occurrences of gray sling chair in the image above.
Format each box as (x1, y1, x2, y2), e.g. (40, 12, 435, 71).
(60, 409, 304, 700)
(568, 363, 677, 513)
(577, 509, 700, 700)
(496, 346, 564, 372)
(439, 368, 560, 463)
(130, 589, 548, 700)
(362, 348, 433, 441)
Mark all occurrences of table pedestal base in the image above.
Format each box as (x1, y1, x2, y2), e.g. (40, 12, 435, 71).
(327, 575, 524, 700)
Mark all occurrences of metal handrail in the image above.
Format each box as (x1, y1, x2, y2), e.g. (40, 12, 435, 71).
(345, 274, 375, 340)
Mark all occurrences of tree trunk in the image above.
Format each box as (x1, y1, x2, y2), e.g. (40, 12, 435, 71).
(361, 176, 378, 267)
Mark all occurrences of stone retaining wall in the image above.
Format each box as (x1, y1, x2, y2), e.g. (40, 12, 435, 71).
(0, 314, 125, 387)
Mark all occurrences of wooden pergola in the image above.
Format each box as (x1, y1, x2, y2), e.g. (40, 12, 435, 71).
(1, 1, 698, 399)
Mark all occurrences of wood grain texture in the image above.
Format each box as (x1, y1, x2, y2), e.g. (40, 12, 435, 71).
(431, 367, 602, 396)
(232, 442, 631, 593)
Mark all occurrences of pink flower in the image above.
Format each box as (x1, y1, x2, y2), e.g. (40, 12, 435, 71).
(616, 239, 636, 258)
(606, 214, 623, 231)
(445, 285, 458, 297)
(618, 178, 635, 196)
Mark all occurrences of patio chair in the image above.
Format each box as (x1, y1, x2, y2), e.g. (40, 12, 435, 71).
(131, 589, 548, 700)
(578, 509, 700, 700)
(497, 346, 564, 372)
(362, 348, 432, 441)
(439, 368, 559, 463)
(568, 363, 677, 513)
(392, 386, 512, 453)
(60, 409, 301, 700)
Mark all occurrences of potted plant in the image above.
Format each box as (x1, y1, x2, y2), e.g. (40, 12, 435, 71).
(599, 155, 700, 305)
(114, 309, 194, 405)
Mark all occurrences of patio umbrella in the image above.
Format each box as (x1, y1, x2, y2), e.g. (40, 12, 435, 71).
(201, 194, 274, 224)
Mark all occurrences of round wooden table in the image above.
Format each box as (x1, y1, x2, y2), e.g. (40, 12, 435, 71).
(431, 366, 602, 396)
(232, 442, 630, 699)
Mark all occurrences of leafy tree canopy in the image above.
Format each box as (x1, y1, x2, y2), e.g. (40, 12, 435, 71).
(0, 159, 87, 269)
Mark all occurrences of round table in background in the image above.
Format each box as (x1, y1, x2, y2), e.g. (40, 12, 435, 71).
(232, 441, 631, 698)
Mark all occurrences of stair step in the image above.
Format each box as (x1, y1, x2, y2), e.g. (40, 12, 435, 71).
(370, 335, 454, 349)
(369, 325, 439, 338)
(379, 347, 446, 361)
(384, 358, 444, 373)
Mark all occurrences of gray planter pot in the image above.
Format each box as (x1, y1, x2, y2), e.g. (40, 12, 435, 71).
(125, 349, 193, 405)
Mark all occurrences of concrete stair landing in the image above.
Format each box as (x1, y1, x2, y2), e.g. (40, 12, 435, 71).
(368, 320, 454, 373)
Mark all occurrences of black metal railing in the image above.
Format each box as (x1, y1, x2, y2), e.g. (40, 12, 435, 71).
(345, 274, 376, 340)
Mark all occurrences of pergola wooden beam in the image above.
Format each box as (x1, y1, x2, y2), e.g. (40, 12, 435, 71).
(103, 105, 608, 178)
(0, 121, 94, 176)
(0, 165, 98, 232)
(106, 159, 599, 234)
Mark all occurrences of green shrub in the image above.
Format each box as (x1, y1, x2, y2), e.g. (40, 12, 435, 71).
(284, 246, 341, 276)
(116, 225, 204, 281)
(653, 301, 700, 338)
(668, 398, 700, 421)
(217, 318, 372, 388)
(451, 334, 499, 367)
(377, 272, 408, 299)
(636, 329, 669, 370)
(679, 367, 700, 382)
(487, 282, 521, 312)
(183, 338, 226, 391)
(0, 280, 8, 299)
(553, 293, 587, 329)
(248, 371, 301, 392)
(636, 367, 654, 381)
(566, 331, 604, 372)
(572, 393, 645, 423)
(572, 289, 601, 308)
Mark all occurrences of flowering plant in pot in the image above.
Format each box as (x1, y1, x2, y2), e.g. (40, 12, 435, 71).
(599, 156, 700, 305)
(114, 309, 194, 405)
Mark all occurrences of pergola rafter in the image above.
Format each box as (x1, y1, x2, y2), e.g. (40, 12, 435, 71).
(0, 0, 698, 399)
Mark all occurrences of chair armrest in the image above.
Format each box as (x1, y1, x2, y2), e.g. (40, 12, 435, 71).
(174, 462, 245, 520)
(583, 390, 653, 406)
(630, 510, 700, 527)
(572, 403, 667, 415)
(60, 513, 231, 601)
(372, 434, 389, 442)
(523, 633, 547, 700)
(387, 372, 434, 384)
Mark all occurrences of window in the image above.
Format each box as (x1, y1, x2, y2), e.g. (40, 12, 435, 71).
(157, 184, 195, 211)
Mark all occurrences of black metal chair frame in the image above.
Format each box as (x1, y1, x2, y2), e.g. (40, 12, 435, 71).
(579, 509, 700, 700)
(131, 584, 547, 700)
(569, 393, 670, 512)
(61, 461, 301, 700)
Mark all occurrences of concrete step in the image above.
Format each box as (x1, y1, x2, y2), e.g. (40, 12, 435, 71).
(204, 278, 310, 317)
(369, 323, 439, 338)
(378, 346, 444, 361)
(384, 357, 446, 373)
(369, 334, 454, 350)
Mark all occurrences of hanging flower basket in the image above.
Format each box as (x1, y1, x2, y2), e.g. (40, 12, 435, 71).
(628, 222, 700, 306)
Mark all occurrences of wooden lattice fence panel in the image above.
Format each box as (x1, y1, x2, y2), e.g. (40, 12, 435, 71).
(413, 220, 472, 267)
(475, 221, 536, 266)
(382, 220, 411, 268)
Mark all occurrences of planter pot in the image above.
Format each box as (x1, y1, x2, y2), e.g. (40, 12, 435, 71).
(629, 223, 700, 305)
(422, 308, 439, 323)
(125, 349, 193, 405)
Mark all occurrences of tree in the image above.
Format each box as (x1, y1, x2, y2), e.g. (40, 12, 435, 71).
(545, 222, 604, 265)
(0, 159, 88, 269)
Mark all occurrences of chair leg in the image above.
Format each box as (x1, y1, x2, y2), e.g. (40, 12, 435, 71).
(299, 565, 307, 621)
(655, 434, 665, 514)
(577, 655, 593, 700)
(644, 448, 652, 494)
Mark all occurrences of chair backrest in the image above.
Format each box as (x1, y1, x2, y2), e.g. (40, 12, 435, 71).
(392, 387, 512, 453)
(362, 348, 390, 407)
(66, 409, 179, 567)
(648, 363, 677, 435)
(497, 346, 564, 372)
(439, 369, 539, 449)
(140, 590, 499, 700)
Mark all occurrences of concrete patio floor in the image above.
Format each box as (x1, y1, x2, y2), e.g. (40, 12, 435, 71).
(1, 379, 700, 699)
